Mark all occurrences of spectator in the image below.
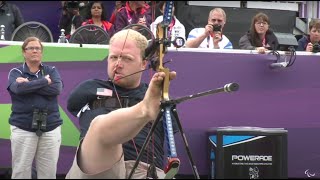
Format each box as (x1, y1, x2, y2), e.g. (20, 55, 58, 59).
(114, 1, 152, 33)
(81, 1, 115, 37)
(150, 1, 186, 47)
(109, 1, 126, 24)
(297, 18, 320, 52)
(186, 8, 232, 49)
(78, 1, 89, 17)
(239, 12, 279, 54)
(58, 1, 86, 39)
(7, 37, 63, 179)
(0, 1, 24, 40)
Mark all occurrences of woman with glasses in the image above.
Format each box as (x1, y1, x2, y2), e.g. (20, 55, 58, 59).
(7, 37, 63, 179)
(239, 12, 279, 54)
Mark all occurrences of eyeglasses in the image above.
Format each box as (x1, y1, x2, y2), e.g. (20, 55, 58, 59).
(211, 19, 223, 23)
(255, 22, 268, 26)
(25, 46, 42, 51)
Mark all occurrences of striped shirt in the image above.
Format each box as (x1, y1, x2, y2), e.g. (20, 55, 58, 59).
(187, 28, 233, 49)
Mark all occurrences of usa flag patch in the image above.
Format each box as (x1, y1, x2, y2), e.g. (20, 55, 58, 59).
(96, 88, 113, 97)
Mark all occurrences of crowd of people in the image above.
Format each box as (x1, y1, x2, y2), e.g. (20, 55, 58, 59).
(1, 1, 320, 52)
(3, 1, 320, 179)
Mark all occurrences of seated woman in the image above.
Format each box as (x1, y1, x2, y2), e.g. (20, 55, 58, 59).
(297, 18, 320, 52)
(239, 12, 279, 54)
(81, 1, 115, 38)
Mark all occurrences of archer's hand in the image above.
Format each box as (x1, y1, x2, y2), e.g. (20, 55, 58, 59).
(143, 71, 177, 121)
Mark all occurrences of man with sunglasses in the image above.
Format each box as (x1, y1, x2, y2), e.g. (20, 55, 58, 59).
(186, 8, 233, 49)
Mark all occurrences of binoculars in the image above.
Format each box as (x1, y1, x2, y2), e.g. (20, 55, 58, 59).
(32, 108, 48, 136)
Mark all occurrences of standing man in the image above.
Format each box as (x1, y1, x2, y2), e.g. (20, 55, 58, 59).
(58, 1, 86, 39)
(186, 8, 233, 49)
(7, 37, 63, 179)
(0, 1, 24, 40)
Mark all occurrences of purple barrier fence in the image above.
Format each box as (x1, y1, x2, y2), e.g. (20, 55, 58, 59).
(1, 48, 320, 178)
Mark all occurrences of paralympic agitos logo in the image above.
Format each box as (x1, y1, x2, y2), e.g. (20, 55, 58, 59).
(305, 169, 316, 178)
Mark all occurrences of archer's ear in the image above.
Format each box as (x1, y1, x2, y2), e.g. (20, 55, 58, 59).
(142, 59, 148, 68)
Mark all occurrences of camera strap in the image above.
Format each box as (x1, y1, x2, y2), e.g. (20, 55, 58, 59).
(207, 35, 210, 48)
(262, 36, 266, 47)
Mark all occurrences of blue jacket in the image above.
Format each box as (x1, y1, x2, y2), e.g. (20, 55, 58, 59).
(297, 35, 309, 51)
(67, 79, 178, 169)
(7, 62, 63, 132)
(0, 2, 24, 40)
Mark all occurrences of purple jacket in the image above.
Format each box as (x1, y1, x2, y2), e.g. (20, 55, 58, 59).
(114, 2, 152, 33)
